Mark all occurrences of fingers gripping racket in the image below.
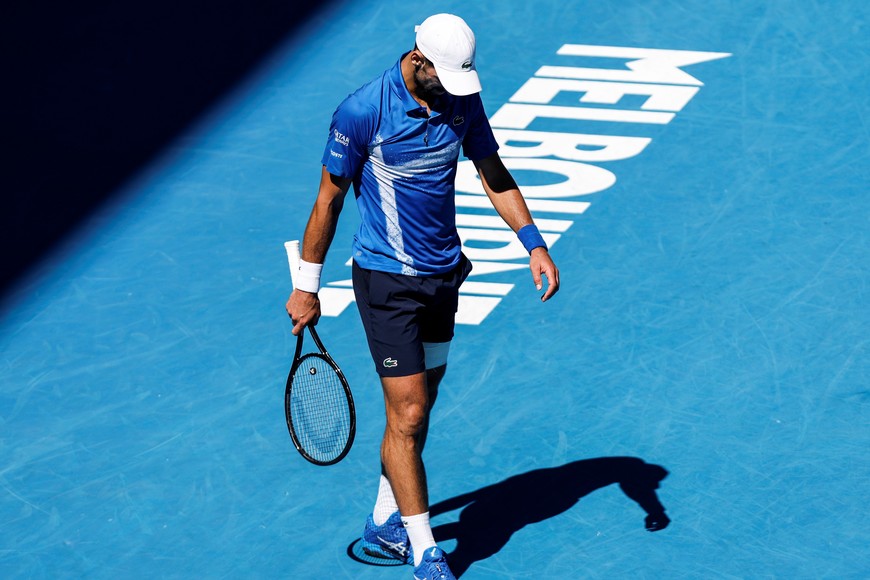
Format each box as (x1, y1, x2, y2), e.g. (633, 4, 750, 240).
(284, 240, 356, 466)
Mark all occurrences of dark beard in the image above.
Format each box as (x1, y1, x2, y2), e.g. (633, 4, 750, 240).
(415, 71, 446, 102)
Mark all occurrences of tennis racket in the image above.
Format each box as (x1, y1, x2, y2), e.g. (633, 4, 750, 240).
(283, 240, 356, 466)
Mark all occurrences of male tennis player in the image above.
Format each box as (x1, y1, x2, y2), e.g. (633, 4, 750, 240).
(286, 13, 559, 579)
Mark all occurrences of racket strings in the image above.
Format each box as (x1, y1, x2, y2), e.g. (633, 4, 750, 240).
(289, 355, 352, 463)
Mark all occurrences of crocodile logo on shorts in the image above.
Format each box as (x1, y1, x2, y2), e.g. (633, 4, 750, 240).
(383, 357, 398, 368)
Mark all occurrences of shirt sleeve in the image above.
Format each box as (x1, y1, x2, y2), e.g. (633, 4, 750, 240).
(461, 94, 500, 161)
(321, 95, 377, 178)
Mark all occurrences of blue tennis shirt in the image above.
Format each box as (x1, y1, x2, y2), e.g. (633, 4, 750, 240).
(321, 54, 499, 276)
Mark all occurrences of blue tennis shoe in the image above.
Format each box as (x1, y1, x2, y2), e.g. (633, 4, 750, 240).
(413, 546, 455, 580)
(361, 511, 413, 565)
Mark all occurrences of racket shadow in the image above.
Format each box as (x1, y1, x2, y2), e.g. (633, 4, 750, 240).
(430, 456, 671, 578)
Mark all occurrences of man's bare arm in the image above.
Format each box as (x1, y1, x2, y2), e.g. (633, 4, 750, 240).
(473, 153, 560, 302)
(286, 167, 352, 333)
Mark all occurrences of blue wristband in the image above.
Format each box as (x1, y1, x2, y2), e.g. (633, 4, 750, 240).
(517, 224, 547, 254)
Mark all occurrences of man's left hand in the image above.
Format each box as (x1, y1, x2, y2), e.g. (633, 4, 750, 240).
(530, 247, 560, 302)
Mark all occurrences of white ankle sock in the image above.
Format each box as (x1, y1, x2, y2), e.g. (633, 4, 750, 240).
(372, 475, 399, 526)
(401, 512, 436, 566)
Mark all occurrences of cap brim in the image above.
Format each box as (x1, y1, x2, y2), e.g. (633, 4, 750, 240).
(434, 67, 482, 96)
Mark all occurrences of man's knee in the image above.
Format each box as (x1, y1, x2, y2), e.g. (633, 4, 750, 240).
(382, 374, 430, 437)
(388, 400, 428, 437)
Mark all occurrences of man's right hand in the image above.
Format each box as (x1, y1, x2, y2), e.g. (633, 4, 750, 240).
(286, 290, 321, 335)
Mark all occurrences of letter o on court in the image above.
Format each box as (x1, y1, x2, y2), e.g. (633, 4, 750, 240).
(502, 158, 616, 198)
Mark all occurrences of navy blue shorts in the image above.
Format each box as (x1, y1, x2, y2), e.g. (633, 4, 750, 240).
(352, 254, 473, 377)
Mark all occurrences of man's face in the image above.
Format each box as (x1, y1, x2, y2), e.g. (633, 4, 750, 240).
(414, 56, 447, 98)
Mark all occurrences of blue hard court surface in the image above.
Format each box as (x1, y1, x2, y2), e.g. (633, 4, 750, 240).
(1, 1, 868, 578)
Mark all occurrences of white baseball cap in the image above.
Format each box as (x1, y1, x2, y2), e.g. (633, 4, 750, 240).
(415, 14, 482, 96)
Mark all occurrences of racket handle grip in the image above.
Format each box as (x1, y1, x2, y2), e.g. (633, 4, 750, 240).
(284, 240, 301, 289)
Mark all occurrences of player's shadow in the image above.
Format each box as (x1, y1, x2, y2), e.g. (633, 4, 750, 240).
(430, 456, 670, 577)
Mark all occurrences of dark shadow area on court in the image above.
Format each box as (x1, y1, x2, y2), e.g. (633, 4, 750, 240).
(4, 0, 334, 297)
(430, 457, 671, 577)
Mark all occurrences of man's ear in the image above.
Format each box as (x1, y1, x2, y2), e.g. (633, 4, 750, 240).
(410, 49, 426, 68)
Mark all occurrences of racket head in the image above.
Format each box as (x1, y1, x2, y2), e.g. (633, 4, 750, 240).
(285, 351, 356, 466)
